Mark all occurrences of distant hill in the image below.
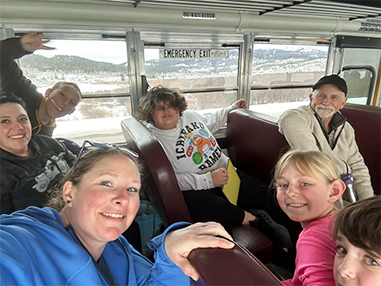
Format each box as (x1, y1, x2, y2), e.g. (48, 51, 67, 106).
(20, 54, 126, 73)
(16, 47, 327, 122)
(19, 47, 327, 76)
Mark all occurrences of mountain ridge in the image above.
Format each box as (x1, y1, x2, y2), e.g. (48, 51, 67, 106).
(19, 47, 327, 75)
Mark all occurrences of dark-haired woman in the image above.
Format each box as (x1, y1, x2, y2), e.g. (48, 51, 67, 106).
(0, 92, 75, 214)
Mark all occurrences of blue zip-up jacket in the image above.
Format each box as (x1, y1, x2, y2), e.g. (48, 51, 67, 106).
(0, 207, 191, 286)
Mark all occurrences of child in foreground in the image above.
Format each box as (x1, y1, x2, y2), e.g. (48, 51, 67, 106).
(333, 195, 381, 286)
(274, 150, 345, 285)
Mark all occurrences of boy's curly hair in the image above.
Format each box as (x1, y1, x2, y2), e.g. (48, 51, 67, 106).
(137, 85, 187, 123)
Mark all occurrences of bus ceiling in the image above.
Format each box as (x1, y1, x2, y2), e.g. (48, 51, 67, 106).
(0, 0, 380, 38)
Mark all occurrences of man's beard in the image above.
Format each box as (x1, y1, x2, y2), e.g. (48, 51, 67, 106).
(314, 104, 335, 118)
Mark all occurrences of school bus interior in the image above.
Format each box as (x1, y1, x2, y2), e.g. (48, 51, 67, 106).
(1, 0, 380, 282)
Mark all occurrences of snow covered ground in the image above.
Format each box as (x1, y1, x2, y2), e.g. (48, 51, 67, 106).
(54, 101, 308, 144)
(54, 96, 366, 145)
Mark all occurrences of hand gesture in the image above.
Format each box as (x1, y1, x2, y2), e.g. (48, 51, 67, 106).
(211, 168, 228, 187)
(164, 222, 234, 281)
(234, 99, 247, 109)
(20, 32, 55, 53)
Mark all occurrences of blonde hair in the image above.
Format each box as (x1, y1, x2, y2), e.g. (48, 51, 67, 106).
(274, 150, 343, 210)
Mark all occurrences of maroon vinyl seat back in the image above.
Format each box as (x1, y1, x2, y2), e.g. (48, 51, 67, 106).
(189, 241, 282, 286)
(227, 109, 304, 249)
(227, 109, 289, 186)
(121, 116, 273, 263)
(341, 103, 381, 195)
(121, 116, 192, 226)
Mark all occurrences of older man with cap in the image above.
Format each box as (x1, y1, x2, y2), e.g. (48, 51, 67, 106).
(278, 75, 374, 201)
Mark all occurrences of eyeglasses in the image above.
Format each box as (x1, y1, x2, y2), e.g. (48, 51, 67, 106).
(71, 140, 139, 174)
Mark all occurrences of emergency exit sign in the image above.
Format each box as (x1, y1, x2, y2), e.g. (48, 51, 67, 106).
(159, 49, 229, 59)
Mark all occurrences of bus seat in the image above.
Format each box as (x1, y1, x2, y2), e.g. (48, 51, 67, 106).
(226, 109, 303, 251)
(122, 117, 192, 226)
(341, 103, 381, 195)
(121, 116, 273, 263)
(189, 241, 282, 286)
(227, 109, 289, 186)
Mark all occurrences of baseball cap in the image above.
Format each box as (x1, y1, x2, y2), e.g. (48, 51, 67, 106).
(312, 75, 348, 96)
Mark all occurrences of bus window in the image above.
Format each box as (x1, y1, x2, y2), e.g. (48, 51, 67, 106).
(19, 39, 130, 145)
(342, 68, 374, 105)
(144, 48, 239, 110)
(250, 44, 329, 117)
(250, 88, 310, 118)
(181, 90, 237, 111)
(52, 97, 131, 144)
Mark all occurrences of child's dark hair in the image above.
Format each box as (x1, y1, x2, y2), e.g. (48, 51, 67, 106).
(333, 196, 381, 257)
(137, 85, 187, 123)
(0, 91, 28, 110)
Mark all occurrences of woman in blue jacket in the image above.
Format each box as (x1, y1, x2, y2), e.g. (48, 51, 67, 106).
(0, 145, 234, 285)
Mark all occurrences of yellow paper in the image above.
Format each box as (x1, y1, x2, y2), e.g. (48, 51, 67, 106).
(222, 160, 241, 206)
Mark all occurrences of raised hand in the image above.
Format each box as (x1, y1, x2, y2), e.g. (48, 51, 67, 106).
(234, 99, 247, 109)
(20, 32, 55, 53)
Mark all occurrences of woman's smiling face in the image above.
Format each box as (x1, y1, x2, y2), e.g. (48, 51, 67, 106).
(0, 102, 32, 156)
(66, 154, 141, 248)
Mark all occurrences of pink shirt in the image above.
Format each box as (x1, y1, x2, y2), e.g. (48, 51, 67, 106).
(282, 215, 336, 286)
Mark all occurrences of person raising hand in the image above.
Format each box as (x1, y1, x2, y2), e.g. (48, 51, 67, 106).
(0, 32, 82, 136)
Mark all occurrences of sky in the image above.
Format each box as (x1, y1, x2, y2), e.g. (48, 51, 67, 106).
(35, 39, 158, 63)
